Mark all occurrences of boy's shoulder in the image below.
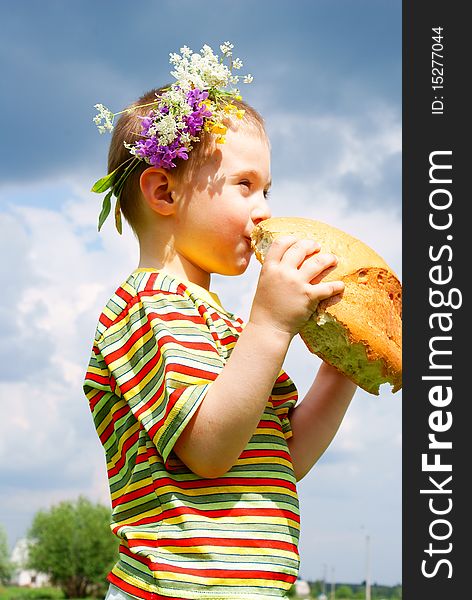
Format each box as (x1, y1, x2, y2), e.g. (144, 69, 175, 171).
(95, 269, 189, 337)
(95, 269, 238, 341)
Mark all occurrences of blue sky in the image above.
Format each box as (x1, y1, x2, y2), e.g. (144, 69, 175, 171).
(0, 0, 402, 587)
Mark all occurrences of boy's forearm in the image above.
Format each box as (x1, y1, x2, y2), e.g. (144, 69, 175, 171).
(287, 362, 357, 481)
(173, 321, 293, 478)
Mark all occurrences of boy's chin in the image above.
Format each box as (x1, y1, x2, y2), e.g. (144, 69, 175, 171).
(217, 259, 251, 277)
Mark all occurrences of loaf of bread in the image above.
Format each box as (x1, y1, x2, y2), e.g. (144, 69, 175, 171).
(250, 217, 402, 395)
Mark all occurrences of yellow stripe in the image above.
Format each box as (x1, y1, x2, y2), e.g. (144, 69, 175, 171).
(148, 483, 298, 499)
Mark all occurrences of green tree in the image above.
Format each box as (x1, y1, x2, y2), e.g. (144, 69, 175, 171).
(27, 496, 118, 598)
(0, 524, 13, 585)
(336, 584, 353, 600)
(336, 584, 353, 598)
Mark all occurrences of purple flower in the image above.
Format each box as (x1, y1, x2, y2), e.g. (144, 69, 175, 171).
(186, 88, 209, 107)
(139, 111, 156, 136)
(132, 134, 190, 170)
(130, 87, 216, 170)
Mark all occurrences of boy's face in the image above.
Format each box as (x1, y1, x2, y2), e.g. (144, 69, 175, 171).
(172, 124, 272, 277)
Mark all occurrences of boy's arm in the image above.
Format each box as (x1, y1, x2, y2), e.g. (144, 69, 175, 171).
(174, 321, 292, 478)
(287, 362, 357, 481)
(174, 237, 344, 479)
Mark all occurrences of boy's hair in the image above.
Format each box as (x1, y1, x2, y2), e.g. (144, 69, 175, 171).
(108, 86, 267, 232)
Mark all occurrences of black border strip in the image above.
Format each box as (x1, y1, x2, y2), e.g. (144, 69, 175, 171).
(403, 2, 467, 597)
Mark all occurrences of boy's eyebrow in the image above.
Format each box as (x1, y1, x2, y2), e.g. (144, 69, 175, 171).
(232, 169, 272, 188)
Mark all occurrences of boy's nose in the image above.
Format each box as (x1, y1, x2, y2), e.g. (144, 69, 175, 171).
(251, 197, 272, 226)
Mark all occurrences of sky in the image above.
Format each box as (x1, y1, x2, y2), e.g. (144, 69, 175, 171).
(0, 0, 402, 587)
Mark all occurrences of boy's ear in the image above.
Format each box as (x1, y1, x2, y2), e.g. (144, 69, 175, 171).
(139, 167, 176, 216)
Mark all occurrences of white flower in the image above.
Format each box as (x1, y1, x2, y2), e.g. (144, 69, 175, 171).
(180, 45, 192, 58)
(220, 41, 234, 57)
(243, 74, 254, 84)
(124, 141, 138, 155)
(232, 58, 243, 70)
(201, 44, 214, 57)
(93, 103, 114, 133)
(169, 52, 181, 65)
(155, 114, 178, 146)
(180, 132, 192, 144)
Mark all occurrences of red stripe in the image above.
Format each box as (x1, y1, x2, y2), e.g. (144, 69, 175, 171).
(88, 389, 105, 411)
(128, 535, 297, 553)
(240, 448, 291, 460)
(220, 334, 238, 345)
(145, 272, 158, 290)
(157, 333, 216, 352)
(147, 387, 184, 440)
(105, 319, 152, 367)
(118, 347, 160, 396)
(133, 379, 166, 420)
(116, 286, 134, 304)
(276, 370, 289, 383)
(167, 362, 218, 379)
(107, 429, 141, 480)
(99, 313, 113, 328)
(99, 404, 129, 444)
(257, 419, 281, 430)
(137, 289, 181, 299)
(148, 311, 205, 324)
(85, 371, 110, 387)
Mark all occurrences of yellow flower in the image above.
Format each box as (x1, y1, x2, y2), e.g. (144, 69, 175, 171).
(216, 136, 226, 144)
(204, 120, 215, 133)
(211, 123, 227, 136)
(224, 103, 236, 113)
(235, 109, 245, 119)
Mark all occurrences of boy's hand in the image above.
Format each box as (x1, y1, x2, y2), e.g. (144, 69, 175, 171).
(249, 236, 344, 337)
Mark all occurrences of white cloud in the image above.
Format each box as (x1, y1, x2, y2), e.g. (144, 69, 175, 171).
(0, 101, 401, 583)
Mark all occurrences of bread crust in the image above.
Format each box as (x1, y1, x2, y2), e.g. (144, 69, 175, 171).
(251, 217, 402, 395)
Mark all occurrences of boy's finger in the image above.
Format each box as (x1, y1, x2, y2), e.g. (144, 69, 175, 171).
(263, 235, 300, 263)
(308, 280, 345, 302)
(299, 252, 339, 281)
(280, 239, 320, 268)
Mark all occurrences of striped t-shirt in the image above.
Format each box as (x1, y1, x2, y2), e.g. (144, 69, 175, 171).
(83, 269, 300, 600)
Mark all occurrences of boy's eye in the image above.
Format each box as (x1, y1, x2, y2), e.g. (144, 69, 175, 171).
(263, 189, 270, 199)
(239, 180, 251, 189)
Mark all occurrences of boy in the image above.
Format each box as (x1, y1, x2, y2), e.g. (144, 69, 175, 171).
(84, 44, 357, 600)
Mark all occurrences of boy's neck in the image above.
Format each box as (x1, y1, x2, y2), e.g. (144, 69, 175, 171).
(138, 246, 211, 291)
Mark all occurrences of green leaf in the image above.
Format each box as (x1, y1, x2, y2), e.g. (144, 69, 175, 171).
(114, 198, 123, 235)
(91, 157, 133, 193)
(91, 168, 120, 193)
(97, 191, 112, 231)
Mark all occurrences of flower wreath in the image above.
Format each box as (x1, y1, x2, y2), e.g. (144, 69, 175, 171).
(92, 42, 253, 233)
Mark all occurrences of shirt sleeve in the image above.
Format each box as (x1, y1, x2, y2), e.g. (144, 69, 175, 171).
(96, 292, 225, 464)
